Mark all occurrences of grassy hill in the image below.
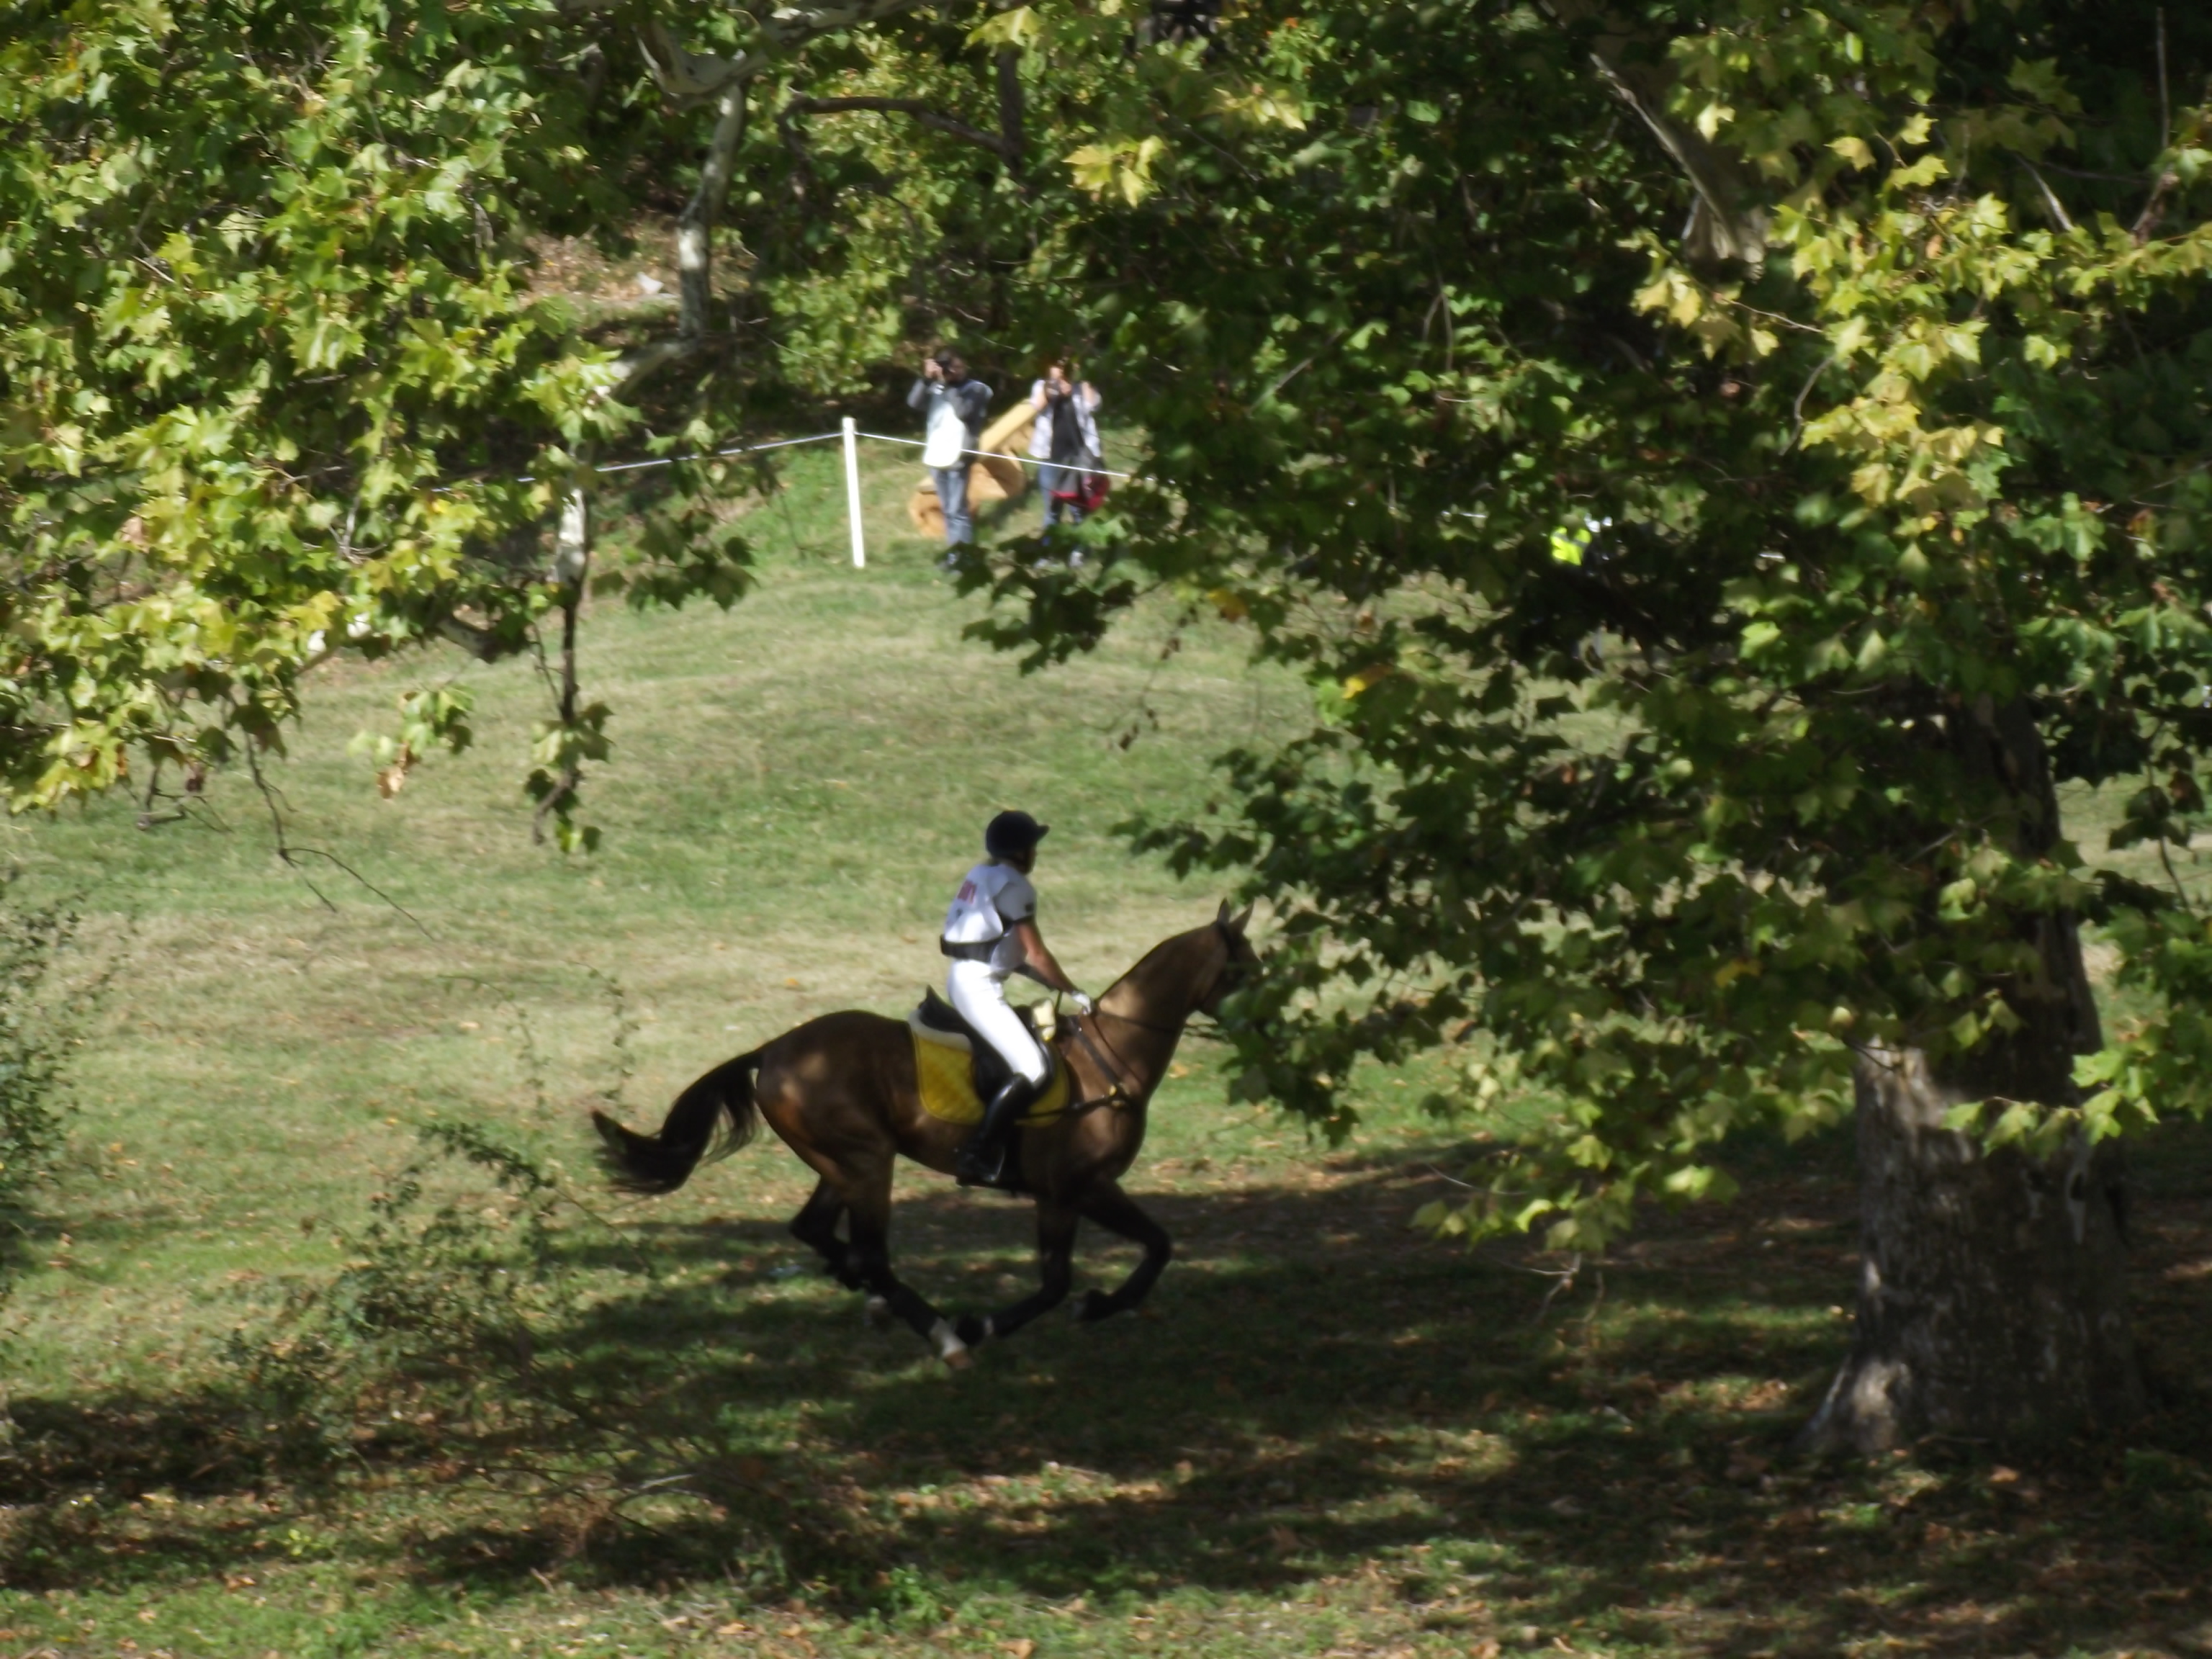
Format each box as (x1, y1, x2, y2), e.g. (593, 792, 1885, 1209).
(0, 440, 2208, 1659)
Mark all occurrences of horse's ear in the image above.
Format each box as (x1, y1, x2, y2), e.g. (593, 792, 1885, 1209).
(1215, 899, 1233, 925)
(1229, 902, 1254, 936)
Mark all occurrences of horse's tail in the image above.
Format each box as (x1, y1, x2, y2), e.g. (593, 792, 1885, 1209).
(592, 1050, 763, 1196)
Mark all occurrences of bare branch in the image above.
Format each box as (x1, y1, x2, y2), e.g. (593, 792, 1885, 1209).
(2018, 157, 2075, 233)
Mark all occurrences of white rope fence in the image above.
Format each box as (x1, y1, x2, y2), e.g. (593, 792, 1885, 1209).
(496, 418, 1140, 570)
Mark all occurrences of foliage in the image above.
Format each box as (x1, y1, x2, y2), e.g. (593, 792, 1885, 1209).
(0, 503, 2207, 1649)
(0, 1, 617, 811)
(0, 900, 89, 1294)
(970, 0, 2212, 1247)
(233, 1117, 589, 1470)
(0, 0, 1079, 842)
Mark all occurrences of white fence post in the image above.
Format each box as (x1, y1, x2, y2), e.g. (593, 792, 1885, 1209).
(840, 415, 866, 569)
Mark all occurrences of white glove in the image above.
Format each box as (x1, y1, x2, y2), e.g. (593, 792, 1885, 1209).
(1071, 991, 1096, 1017)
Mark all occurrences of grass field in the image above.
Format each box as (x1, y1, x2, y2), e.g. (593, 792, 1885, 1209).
(1, 439, 2210, 1659)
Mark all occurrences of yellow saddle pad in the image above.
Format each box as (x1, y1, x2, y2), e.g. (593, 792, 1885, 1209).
(912, 1029, 1070, 1127)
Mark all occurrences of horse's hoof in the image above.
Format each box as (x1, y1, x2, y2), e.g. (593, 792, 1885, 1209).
(954, 1313, 992, 1348)
(929, 1317, 971, 1368)
(863, 1295, 893, 1329)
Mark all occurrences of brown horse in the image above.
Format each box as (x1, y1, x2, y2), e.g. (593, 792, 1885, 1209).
(592, 903, 1254, 1364)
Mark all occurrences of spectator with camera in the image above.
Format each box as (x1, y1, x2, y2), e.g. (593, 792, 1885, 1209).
(1028, 359, 1103, 530)
(907, 351, 994, 549)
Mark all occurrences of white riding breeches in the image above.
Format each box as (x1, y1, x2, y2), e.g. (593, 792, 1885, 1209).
(945, 960, 1050, 1087)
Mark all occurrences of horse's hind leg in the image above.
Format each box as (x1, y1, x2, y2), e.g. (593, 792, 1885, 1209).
(1071, 1181, 1173, 1323)
(955, 1200, 1079, 1350)
(840, 1157, 969, 1366)
(788, 1177, 866, 1290)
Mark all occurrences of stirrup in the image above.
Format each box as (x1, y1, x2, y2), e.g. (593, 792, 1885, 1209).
(955, 1143, 999, 1188)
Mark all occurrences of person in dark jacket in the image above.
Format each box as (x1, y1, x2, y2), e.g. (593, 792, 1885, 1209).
(909, 353, 993, 547)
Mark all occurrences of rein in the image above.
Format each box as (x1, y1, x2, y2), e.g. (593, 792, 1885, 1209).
(1058, 918, 1248, 1109)
(1067, 1012, 1144, 1106)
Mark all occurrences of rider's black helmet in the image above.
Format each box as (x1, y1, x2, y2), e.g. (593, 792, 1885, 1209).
(985, 810, 1049, 858)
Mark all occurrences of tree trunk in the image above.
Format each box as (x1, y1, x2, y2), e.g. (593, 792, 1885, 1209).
(1801, 1045, 2143, 1452)
(1804, 695, 2146, 1451)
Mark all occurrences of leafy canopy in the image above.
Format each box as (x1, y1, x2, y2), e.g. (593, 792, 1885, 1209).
(972, 0, 2212, 1246)
(0, 0, 1160, 840)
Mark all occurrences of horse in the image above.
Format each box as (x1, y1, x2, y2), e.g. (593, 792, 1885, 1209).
(591, 902, 1255, 1365)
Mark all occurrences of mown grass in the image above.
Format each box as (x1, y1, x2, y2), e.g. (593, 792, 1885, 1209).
(1, 439, 2209, 1659)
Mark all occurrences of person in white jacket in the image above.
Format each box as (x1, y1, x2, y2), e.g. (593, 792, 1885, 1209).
(1028, 362, 1102, 529)
(940, 811, 1093, 1188)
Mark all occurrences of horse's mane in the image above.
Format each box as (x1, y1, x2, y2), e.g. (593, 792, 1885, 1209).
(1100, 920, 1215, 1001)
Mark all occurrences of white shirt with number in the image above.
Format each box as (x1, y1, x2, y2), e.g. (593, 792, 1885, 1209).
(943, 861, 1038, 979)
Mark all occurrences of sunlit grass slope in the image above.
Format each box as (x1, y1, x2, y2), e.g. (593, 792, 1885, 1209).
(1, 441, 1330, 1383)
(0, 439, 2206, 1659)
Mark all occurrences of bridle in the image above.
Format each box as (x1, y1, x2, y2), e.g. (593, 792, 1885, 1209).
(1061, 920, 1249, 1107)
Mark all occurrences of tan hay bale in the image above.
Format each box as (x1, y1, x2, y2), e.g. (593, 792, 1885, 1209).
(909, 462, 1016, 533)
(969, 456, 1022, 503)
(908, 480, 945, 536)
(977, 402, 1036, 457)
(977, 455, 1026, 500)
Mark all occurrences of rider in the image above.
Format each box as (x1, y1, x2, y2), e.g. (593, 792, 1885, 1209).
(941, 811, 1094, 1187)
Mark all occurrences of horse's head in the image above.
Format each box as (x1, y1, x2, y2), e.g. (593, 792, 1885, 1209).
(1197, 899, 1257, 1017)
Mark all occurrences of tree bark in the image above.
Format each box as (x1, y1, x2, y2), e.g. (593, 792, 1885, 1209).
(1802, 1047, 2143, 1452)
(1803, 697, 2146, 1451)
(995, 46, 1025, 173)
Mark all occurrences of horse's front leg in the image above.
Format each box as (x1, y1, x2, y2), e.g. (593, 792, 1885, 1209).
(955, 1200, 1079, 1350)
(1070, 1181, 1172, 1323)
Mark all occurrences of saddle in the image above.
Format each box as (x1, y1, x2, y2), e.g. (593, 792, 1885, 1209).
(913, 987, 1058, 1103)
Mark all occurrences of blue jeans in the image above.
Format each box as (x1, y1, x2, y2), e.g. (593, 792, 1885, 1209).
(932, 464, 973, 544)
(1039, 462, 1087, 529)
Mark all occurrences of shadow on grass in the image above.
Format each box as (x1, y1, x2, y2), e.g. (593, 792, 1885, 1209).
(6, 1124, 2211, 1657)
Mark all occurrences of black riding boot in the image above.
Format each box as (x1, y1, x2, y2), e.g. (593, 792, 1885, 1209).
(957, 1076, 1037, 1190)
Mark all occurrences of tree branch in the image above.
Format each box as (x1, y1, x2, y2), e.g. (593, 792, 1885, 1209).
(679, 82, 748, 340)
(996, 47, 1025, 172)
(637, 17, 751, 102)
(1539, 0, 1768, 269)
(2017, 156, 2075, 234)
(633, 2, 928, 104)
(786, 95, 1011, 160)
(536, 487, 590, 848)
